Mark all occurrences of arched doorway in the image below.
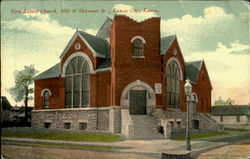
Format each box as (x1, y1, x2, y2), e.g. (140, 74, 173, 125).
(120, 80, 156, 115)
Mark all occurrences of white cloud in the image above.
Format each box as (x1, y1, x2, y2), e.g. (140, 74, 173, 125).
(185, 41, 249, 105)
(85, 29, 98, 35)
(113, 4, 157, 22)
(161, 6, 238, 53)
(204, 6, 233, 20)
(2, 13, 75, 37)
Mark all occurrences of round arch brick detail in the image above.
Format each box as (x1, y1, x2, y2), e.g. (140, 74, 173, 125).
(120, 80, 156, 115)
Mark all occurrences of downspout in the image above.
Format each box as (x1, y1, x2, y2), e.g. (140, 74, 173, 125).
(96, 73, 98, 130)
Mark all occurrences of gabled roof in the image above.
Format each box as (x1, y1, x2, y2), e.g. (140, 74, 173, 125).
(78, 31, 110, 57)
(211, 105, 250, 116)
(160, 35, 176, 55)
(185, 60, 203, 84)
(59, 29, 110, 60)
(96, 17, 113, 39)
(33, 63, 61, 80)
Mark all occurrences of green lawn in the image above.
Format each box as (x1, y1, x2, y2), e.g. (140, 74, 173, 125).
(1, 140, 129, 151)
(173, 131, 229, 141)
(1, 127, 123, 142)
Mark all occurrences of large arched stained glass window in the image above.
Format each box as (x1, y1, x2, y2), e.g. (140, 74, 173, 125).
(166, 61, 180, 108)
(65, 56, 90, 108)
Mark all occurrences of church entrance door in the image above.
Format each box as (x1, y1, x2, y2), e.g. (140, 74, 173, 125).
(129, 90, 147, 115)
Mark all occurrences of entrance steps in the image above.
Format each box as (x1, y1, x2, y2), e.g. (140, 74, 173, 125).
(131, 115, 164, 139)
(123, 113, 164, 139)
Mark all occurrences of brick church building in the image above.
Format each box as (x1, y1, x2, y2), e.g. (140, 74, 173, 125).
(32, 15, 217, 139)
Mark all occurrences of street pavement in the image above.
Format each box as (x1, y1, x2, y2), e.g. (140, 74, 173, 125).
(1, 137, 250, 158)
(197, 140, 250, 159)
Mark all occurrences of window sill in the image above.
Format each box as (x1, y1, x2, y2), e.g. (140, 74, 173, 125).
(132, 56, 145, 59)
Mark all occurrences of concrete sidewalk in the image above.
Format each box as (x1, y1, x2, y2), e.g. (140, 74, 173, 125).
(1, 137, 226, 156)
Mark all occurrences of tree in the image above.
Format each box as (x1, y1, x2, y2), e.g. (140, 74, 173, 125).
(8, 65, 38, 123)
(214, 96, 235, 106)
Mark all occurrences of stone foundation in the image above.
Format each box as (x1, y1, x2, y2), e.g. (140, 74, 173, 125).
(32, 106, 218, 139)
(32, 107, 109, 131)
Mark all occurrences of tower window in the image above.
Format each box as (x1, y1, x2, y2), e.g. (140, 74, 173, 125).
(133, 39, 143, 56)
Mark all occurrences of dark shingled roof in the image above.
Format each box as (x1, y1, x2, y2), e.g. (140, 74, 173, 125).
(185, 60, 203, 84)
(211, 106, 250, 116)
(96, 17, 113, 39)
(1, 96, 12, 109)
(33, 63, 61, 80)
(97, 55, 111, 69)
(78, 31, 110, 56)
(160, 35, 176, 55)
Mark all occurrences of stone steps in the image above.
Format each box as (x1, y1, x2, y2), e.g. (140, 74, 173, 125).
(129, 115, 164, 139)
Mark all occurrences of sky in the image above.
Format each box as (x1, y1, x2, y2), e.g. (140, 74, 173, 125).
(1, 1, 249, 106)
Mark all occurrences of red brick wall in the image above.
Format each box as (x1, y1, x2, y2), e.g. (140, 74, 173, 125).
(34, 77, 65, 110)
(97, 72, 111, 107)
(110, 16, 161, 106)
(161, 39, 187, 111)
(60, 36, 97, 72)
(89, 72, 111, 107)
(192, 62, 212, 113)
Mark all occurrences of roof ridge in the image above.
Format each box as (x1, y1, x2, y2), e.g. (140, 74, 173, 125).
(185, 60, 203, 64)
(161, 35, 176, 39)
(96, 17, 113, 37)
(79, 30, 107, 41)
(79, 30, 110, 47)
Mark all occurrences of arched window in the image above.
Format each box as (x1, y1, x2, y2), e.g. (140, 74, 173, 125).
(43, 90, 50, 109)
(133, 39, 143, 56)
(166, 61, 180, 108)
(65, 56, 90, 108)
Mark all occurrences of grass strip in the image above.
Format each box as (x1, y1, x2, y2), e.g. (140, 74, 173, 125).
(173, 131, 229, 141)
(2, 127, 122, 142)
(172, 141, 227, 151)
(1, 140, 130, 151)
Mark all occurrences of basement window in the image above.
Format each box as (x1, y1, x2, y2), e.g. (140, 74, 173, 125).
(44, 122, 51, 128)
(79, 122, 87, 130)
(64, 122, 71, 129)
(177, 121, 181, 129)
(236, 116, 240, 122)
(220, 116, 223, 122)
(169, 121, 174, 129)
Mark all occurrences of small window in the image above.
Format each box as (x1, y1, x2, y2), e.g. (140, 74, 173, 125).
(177, 121, 181, 129)
(133, 39, 143, 57)
(236, 116, 240, 122)
(192, 120, 199, 129)
(169, 121, 174, 129)
(43, 90, 50, 109)
(79, 122, 87, 130)
(64, 122, 71, 129)
(220, 116, 223, 122)
(44, 122, 51, 128)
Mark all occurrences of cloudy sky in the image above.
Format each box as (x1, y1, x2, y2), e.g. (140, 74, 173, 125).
(1, 1, 249, 106)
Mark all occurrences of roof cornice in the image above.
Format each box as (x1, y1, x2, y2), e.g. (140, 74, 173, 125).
(59, 29, 106, 61)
